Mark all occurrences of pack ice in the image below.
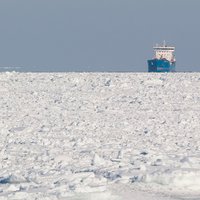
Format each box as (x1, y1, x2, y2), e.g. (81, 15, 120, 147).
(1, 72, 200, 200)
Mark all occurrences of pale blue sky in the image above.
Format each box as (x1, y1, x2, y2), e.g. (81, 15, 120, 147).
(0, 0, 199, 72)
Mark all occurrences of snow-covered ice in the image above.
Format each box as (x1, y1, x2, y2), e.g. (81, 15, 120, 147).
(1, 72, 200, 199)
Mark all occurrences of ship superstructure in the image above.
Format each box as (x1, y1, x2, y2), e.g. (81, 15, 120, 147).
(148, 41, 176, 72)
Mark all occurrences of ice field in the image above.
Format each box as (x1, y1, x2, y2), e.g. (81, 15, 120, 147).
(1, 72, 200, 199)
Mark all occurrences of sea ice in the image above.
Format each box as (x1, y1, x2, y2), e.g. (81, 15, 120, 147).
(1, 72, 200, 199)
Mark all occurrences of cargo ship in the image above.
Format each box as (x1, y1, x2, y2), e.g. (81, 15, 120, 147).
(148, 41, 176, 72)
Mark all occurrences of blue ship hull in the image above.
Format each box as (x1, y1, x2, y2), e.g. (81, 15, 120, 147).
(148, 59, 176, 72)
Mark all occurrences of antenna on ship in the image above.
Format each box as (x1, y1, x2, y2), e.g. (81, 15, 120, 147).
(163, 40, 166, 47)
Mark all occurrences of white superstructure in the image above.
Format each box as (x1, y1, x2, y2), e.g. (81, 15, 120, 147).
(153, 41, 175, 62)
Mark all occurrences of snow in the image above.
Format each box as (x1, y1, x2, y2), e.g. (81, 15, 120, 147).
(1, 72, 200, 199)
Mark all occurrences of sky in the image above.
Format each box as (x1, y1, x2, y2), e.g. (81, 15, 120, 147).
(0, 0, 200, 72)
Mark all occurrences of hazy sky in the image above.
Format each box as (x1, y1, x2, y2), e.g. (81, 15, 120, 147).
(0, 0, 199, 72)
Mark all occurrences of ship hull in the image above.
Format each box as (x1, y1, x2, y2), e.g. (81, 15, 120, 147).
(148, 59, 176, 72)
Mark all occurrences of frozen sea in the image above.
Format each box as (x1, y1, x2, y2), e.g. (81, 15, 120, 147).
(1, 72, 200, 199)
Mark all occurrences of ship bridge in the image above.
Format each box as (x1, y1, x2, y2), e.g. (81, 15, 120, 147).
(153, 41, 175, 62)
